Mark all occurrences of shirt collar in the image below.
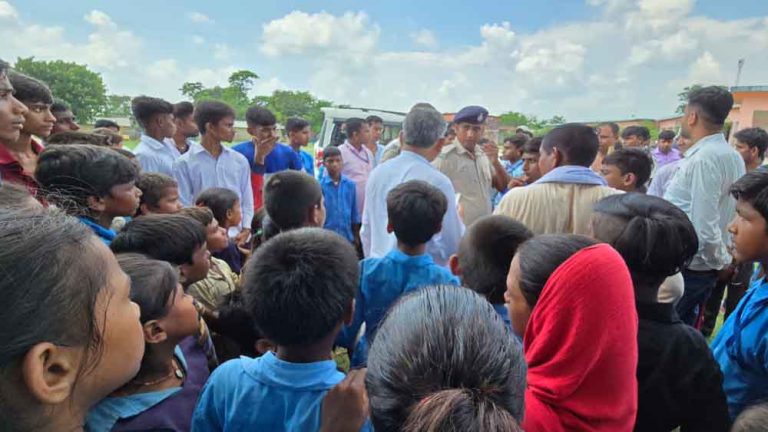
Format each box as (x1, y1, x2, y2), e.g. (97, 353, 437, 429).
(0, 139, 44, 165)
(191, 142, 231, 157)
(400, 150, 431, 165)
(77, 216, 117, 243)
(141, 134, 175, 151)
(636, 301, 681, 324)
(320, 174, 344, 185)
(386, 248, 434, 266)
(684, 133, 725, 158)
(244, 351, 342, 391)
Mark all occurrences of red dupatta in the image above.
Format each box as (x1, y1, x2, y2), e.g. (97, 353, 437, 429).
(523, 244, 638, 432)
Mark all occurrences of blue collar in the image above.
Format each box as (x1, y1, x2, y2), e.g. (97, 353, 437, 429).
(77, 216, 116, 244)
(386, 248, 434, 266)
(534, 165, 607, 186)
(684, 133, 726, 158)
(320, 174, 347, 186)
(399, 150, 432, 165)
(243, 351, 342, 391)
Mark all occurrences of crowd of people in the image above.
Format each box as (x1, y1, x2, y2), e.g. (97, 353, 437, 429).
(2, 56, 768, 432)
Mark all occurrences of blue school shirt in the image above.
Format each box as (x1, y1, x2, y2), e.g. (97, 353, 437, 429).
(192, 352, 371, 432)
(340, 249, 461, 367)
(232, 141, 302, 175)
(298, 149, 315, 177)
(711, 276, 768, 419)
(493, 303, 512, 329)
(321, 174, 360, 243)
(78, 216, 116, 245)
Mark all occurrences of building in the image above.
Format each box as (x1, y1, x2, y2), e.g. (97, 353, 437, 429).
(728, 85, 768, 133)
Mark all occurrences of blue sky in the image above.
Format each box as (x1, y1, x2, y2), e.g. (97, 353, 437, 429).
(3, 0, 768, 120)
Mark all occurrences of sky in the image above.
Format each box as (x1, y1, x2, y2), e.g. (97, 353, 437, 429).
(2, 0, 767, 121)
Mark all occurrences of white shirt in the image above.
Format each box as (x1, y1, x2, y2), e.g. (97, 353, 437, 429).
(173, 144, 254, 229)
(134, 134, 181, 176)
(361, 150, 465, 266)
(664, 133, 746, 271)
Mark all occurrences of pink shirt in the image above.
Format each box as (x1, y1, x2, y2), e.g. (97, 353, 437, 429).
(339, 141, 374, 216)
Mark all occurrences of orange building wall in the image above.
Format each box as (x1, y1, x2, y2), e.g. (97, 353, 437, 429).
(728, 91, 768, 133)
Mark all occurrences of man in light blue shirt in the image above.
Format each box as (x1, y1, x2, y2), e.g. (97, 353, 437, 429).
(132, 96, 180, 176)
(173, 101, 254, 236)
(664, 86, 746, 325)
(361, 104, 464, 267)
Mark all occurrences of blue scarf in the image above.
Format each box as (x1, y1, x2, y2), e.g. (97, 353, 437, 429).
(534, 165, 607, 186)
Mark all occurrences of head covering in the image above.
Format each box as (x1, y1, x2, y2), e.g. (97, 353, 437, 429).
(523, 244, 638, 432)
(453, 106, 488, 125)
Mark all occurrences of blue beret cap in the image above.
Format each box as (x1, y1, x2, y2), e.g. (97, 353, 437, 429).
(453, 106, 489, 125)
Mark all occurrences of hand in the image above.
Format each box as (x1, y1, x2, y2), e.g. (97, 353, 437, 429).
(320, 368, 369, 432)
(507, 177, 526, 190)
(235, 228, 251, 247)
(482, 141, 500, 160)
(253, 135, 279, 163)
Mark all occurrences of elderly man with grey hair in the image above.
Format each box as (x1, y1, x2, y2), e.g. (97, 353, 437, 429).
(360, 103, 465, 266)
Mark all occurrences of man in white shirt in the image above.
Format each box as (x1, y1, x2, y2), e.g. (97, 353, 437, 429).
(132, 96, 179, 176)
(664, 86, 746, 326)
(361, 104, 464, 266)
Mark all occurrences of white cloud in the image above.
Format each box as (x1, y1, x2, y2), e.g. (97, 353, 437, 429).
(688, 51, 722, 83)
(84, 10, 115, 28)
(188, 11, 213, 24)
(0, 0, 18, 20)
(193, 35, 205, 45)
(411, 29, 438, 49)
(213, 43, 235, 61)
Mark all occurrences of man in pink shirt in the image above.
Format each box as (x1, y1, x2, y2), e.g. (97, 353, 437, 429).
(339, 117, 374, 217)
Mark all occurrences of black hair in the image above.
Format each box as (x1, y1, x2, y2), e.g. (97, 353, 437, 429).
(734, 127, 768, 159)
(366, 115, 384, 125)
(116, 253, 178, 323)
(459, 216, 533, 304)
(285, 117, 310, 133)
(113, 148, 136, 160)
(345, 117, 366, 137)
(46, 131, 111, 146)
(195, 187, 240, 227)
(621, 125, 650, 141)
(209, 290, 260, 359)
(592, 193, 699, 289)
(264, 170, 322, 231)
(137, 173, 178, 211)
(366, 285, 526, 432)
(503, 133, 529, 150)
(111, 214, 206, 265)
(93, 128, 123, 146)
(195, 100, 236, 134)
(687, 86, 733, 127)
(516, 234, 598, 308)
(131, 96, 173, 129)
(173, 101, 194, 119)
(387, 180, 447, 247)
(8, 72, 53, 104)
(730, 170, 768, 232)
(523, 136, 542, 154)
(603, 148, 654, 191)
(598, 122, 620, 137)
(94, 119, 119, 130)
(732, 402, 768, 432)
(245, 106, 277, 127)
(322, 145, 341, 161)
(541, 123, 599, 167)
(243, 228, 359, 346)
(35, 144, 139, 215)
(50, 101, 70, 115)
(0, 209, 110, 429)
(658, 130, 676, 141)
(179, 207, 214, 228)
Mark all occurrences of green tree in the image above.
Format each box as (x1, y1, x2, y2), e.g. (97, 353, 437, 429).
(499, 111, 540, 128)
(676, 84, 703, 114)
(547, 115, 567, 125)
(642, 119, 660, 141)
(255, 90, 333, 132)
(14, 57, 107, 122)
(102, 94, 132, 117)
(180, 70, 260, 119)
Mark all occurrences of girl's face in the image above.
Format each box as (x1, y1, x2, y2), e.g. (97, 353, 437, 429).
(158, 284, 200, 340)
(206, 219, 230, 253)
(78, 239, 144, 405)
(20, 102, 56, 138)
(505, 254, 532, 338)
(728, 199, 768, 264)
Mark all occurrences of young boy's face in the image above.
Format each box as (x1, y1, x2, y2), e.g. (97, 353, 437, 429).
(209, 116, 236, 143)
(181, 243, 211, 286)
(324, 155, 343, 178)
(623, 135, 643, 148)
(734, 140, 759, 166)
(52, 109, 80, 134)
(728, 199, 768, 263)
(600, 163, 635, 192)
(522, 151, 541, 181)
(226, 199, 242, 229)
(369, 122, 383, 143)
(290, 126, 311, 147)
(249, 123, 277, 143)
(152, 186, 183, 214)
(155, 113, 176, 139)
(657, 138, 674, 154)
(157, 284, 200, 341)
(175, 114, 199, 138)
(104, 182, 142, 217)
(502, 141, 521, 162)
(205, 218, 230, 253)
(0, 72, 28, 143)
(20, 100, 55, 138)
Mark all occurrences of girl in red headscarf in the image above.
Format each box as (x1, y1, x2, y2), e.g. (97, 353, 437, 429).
(505, 235, 638, 431)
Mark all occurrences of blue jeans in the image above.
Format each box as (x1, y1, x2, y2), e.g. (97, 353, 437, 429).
(676, 269, 718, 326)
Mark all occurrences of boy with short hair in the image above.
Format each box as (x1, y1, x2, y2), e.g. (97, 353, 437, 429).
(286, 117, 314, 176)
(264, 170, 325, 232)
(622, 125, 651, 149)
(169, 101, 199, 155)
(192, 228, 367, 431)
(174, 101, 254, 243)
(652, 129, 681, 168)
(50, 101, 80, 134)
(136, 172, 183, 216)
(320, 146, 360, 247)
(601, 147, 654, 193)
(339, 180, 460, 367)
(712, 170, 768, 419)
(365, 115, 385, 165)
(94, 119, 120, 132)
(521, 136, 543, 183)
(3, 72, 54, 193)
(449, 215, 533, 328)
(733, 127, 768, 172)
(132, 96, 178, 176)
(35, 144, 141, 244)
(502, 133, 528, 178)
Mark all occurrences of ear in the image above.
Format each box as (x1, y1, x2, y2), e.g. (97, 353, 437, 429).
(139, 203, 151, 216)
(255, 339, 276, 355)
(343, 299, 354, 326)
(22, 343, 81, 405)
(386, 220, 394, 234)
(552, 147, 565, 167)
(178, 264, 191, 286)
(87, 195, 107, 213)
(449, 254, 462, 277)
(142, 320, 168, 344)
(309, 206, 322, 227)
(623, 173, 637, 188)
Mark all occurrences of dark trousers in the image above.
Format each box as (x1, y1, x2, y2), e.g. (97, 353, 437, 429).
(676, 269, 718, 326)
(701, 262, 752, 336)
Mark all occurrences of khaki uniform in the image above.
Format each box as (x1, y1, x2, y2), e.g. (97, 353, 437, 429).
(433, 141, 493, 226)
